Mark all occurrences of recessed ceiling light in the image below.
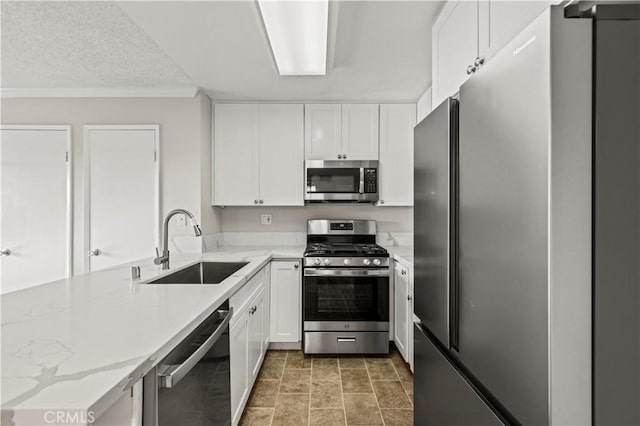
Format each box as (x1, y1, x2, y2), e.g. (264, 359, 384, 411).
(257, 0, 329, 76)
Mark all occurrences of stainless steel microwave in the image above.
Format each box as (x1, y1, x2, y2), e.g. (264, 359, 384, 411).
(305, 160, 379, 202)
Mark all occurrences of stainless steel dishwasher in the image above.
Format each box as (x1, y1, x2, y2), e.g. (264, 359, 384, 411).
(143, 303, 232, 426)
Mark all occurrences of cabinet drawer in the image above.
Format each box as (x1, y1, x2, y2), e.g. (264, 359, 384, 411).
(230, 268, 265, 324)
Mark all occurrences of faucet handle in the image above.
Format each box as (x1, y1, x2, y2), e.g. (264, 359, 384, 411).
(155, 247, 160, 258)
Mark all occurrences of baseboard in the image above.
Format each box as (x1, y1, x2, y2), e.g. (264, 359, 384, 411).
(269, 342, 301, 350)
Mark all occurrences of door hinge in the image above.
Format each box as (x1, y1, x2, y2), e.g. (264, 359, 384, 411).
(154, 151, 157, 162)
(65, 151, 69, 162)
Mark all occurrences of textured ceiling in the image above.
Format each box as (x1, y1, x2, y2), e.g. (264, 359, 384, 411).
(118, 0, 444, 101)
(0, 1, 194, 88)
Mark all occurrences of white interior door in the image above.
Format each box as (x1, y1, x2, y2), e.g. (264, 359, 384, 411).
(84, 126, 159, 272)
(0, 126, 71, 294)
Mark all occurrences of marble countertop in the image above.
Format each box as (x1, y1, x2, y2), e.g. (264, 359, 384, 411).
(384, 246, 414, 268)
(1, 247, 304, 425)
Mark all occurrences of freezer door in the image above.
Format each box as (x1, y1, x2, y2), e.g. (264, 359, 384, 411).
(413, 98, 455, 348)
(457, 10, 551, 426)
(414, 324, 503, 426)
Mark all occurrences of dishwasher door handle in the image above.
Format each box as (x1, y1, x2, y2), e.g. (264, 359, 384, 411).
(158, 307, 232, 389)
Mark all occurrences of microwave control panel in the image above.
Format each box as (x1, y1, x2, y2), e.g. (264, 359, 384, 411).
(364, 168, 377, 193)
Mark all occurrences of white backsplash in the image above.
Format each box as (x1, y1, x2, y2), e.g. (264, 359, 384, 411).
(203, 231, 412, 251)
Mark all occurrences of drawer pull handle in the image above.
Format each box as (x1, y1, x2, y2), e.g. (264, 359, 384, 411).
(337, 337, 356, 343)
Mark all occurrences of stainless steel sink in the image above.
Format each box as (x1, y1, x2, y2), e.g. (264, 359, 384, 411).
(149, 262, 249, 284)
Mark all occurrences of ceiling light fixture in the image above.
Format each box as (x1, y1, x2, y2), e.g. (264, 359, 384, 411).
(257, 0, 329, 76)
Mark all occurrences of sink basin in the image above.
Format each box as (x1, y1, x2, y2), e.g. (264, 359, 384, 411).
(149, 262, 249, 284)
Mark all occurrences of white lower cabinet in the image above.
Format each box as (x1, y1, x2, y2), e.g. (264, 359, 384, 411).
(93, 381, 142, 426)
(269, 260, 301, 343)
(229, 266, 269, 426)
(393, 260, 414, 370)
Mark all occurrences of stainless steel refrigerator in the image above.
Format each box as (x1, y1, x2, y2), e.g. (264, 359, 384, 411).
(413, 3, 639, 425)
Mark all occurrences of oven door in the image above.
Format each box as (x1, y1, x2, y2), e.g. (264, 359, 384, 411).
(303, 268, 389, 330)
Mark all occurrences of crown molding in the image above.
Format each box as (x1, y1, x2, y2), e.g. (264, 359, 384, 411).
(0, 87, 200, 98)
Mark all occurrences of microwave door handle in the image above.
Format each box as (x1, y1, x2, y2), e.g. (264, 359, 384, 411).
(359, 168, 365, 194)
(157, 308, 232, 388)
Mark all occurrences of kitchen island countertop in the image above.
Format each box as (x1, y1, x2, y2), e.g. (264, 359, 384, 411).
(1, 246, 304, 425)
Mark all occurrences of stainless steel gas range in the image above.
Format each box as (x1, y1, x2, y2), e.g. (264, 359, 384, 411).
(302, 219, 390, 354)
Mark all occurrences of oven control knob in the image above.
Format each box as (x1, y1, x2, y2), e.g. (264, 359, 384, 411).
(313, 258, 321, 266)
(343, 259, 351, 266)
(324, 258, 331, 266)
(373, 258, 381, 266)
(363, 258, 371, 266)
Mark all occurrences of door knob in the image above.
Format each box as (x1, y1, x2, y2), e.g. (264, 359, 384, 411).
(88, 249, 101, 257)
(0, 249, 11, 256)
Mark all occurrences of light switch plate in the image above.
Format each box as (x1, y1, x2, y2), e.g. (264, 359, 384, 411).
(261, 214, 272, 225)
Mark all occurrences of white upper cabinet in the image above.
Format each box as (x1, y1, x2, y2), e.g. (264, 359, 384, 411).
(432, 0, 557, 106)
(478, 1, 552, 61)
(378, 104, 416, 206)
(304, 104, 342, 160)
(341, 104, 379, 161)
(214, 103, 304, 206)
(432, 0, 479, 106)
(258, 104, 304, 206)
(214, 104, 260, 206)
(305, 104, 380, 161)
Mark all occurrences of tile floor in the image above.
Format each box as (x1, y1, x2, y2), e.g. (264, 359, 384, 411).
(239, 347, 414, 426)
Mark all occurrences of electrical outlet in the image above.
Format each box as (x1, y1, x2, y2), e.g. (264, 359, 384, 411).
(261, 214, 272, 225)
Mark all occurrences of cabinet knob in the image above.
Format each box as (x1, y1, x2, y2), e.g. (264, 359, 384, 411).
(259, 200, 264, 204)
(474, 57, 485, 67)
(0, 249, 11, 256)
(88, 249, 101, 257)
(294, 263, 299, 269)
(407, 295, 412, 301)
(401, 269, 407, 275)
(254, 200, 258, 204)
(466, 65, 476, 75)
(343, 155, 347, 159)
(337, 155, 342, 159)
(379, 200, 384, 205)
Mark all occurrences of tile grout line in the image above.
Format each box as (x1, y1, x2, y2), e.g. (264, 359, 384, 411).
(337, 356, 347, 426)
(364, 357, 386, 426)
(390, 357, 413, 408)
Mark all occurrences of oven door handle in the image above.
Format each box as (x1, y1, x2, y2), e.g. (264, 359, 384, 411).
(157, 307, 232, 389)
(304, 268, 389, 277)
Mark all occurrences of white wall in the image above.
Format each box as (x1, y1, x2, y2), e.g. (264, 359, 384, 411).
(1, 93, 220, 273)
(416, 86, 432, 123)
(221, 205, 412, 233)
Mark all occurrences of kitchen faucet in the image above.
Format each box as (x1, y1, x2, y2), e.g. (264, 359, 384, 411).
(154, 209, 202, 270)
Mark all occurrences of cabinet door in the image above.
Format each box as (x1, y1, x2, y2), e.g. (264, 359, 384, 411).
(478, 1, 552, 63)
(378, 104, 416, 206)
(230, 310, 250, 426)
(214, 104, 259, 206)
(248, 287, 265, 381)
(270, 261, 301, 343)
(263, 264, 271, 348)
(304, 104, 342, 160)
(432, 0, 478, 105)
(394, 262, 409, 361)
(341, 104, 379, 160)
(258, 104, 304, 206)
